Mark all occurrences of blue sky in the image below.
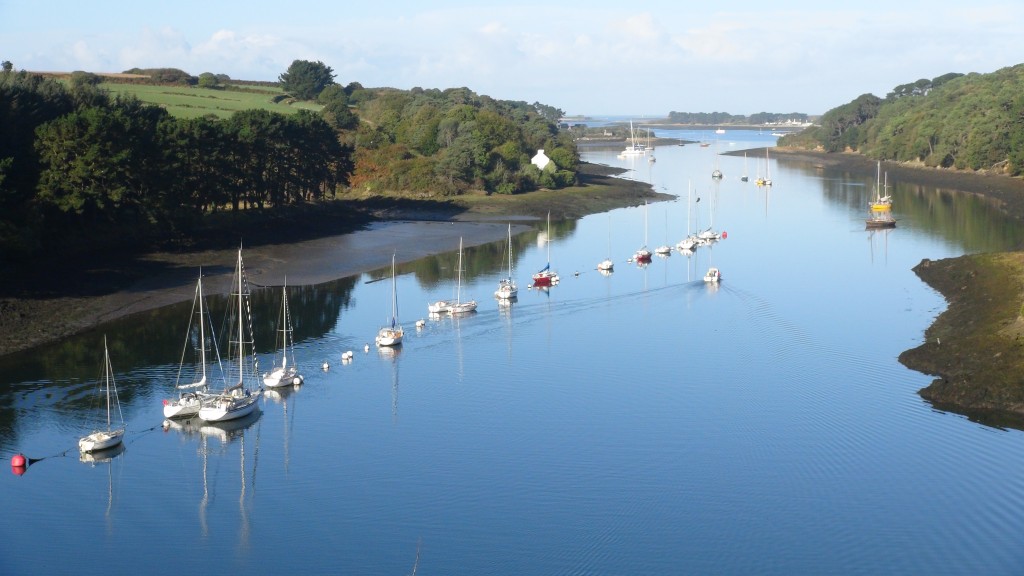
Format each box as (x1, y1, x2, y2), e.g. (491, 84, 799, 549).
(2, 1, 1022, 116)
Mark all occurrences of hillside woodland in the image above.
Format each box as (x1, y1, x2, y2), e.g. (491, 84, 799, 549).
(0, 59, 576, 266)
(781, 64, 1024, 175)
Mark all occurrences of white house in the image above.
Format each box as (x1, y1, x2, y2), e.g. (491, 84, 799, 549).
(531, 149, 551, 170)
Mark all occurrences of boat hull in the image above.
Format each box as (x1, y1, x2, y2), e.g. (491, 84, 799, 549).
(428, 300, 453, 314)
(263, 366, 302, 388)
(79, 428, 125, 453)
(495, 284, 518, 299)
(163, 393, 205, 418)
(199, 390, 261, 422)
(532, 272, 558, 287)
(376, 327, 404, 347)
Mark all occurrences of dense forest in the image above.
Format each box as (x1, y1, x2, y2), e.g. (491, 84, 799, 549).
(780, 64, 1024, 175)
(0, 59, 576, 265)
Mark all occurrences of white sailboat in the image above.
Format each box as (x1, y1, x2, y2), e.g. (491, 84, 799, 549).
(164, 272, 219, 418)
(495, 223, 518, 300)
(677, 180, 699, 252)
(633, 200, 652, 263)
(428, 245, 457, 314)
(199, 246, 261, 422)
(597, 214, 614, 272)
(703, 267, 722, 283)
(263, 279, 304, 387)
(619, 120, 647, 156)
(79, 336, 126, 453)
(655, 207, 672, 255)
(532, 211, 559, 286)
(449, 237, 478, 315)
(376, 253, 404, 346)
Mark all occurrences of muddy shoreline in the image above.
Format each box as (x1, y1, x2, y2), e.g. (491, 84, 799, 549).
(757, 148, 1024, 423)
(0, 162, 668, 358)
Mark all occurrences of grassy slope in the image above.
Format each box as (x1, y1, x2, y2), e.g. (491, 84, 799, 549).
(101, 82, 323, 119)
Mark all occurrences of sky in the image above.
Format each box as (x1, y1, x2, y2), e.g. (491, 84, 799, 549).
(2, 1, 1023, 116)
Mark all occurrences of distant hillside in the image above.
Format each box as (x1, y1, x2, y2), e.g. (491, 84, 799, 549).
(780, 64, 1024, 176)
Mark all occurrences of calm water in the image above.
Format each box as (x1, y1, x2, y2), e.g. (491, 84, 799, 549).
(5, 130, 1024, 575)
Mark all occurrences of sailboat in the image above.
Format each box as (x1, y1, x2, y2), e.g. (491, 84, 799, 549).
(263, 279, 304, 387)
(869, 161, 892, 211)
(449, 237, 477, 315)
(495, 223, 518, 300)
(740, 152, 749, 182)
(866, 164, 897, 229)
(655, 206, 672, 255)
(376, 253, 404, 346)
(677, 180, 699, 252)
(703, 267, 722, 283)
(79, 336, 126, 453)
(756, 147, 773, 187)
(633, 201, 652, 263)
(711, 138, 723, 179)
(597, 214, 614, 272)
(532, 212, 559, 286)
(164, 272, 219, 418)
(199, 246, 261, 422)
(619, 120, 646, 156)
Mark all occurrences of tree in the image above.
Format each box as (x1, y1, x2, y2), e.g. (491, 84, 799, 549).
(279, 60, 336, 101)
(197, 72, 221, 89)
(69, 71, 102, 89)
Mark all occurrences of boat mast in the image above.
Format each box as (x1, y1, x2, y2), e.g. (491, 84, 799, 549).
(391, 253, 398, 328)
(456, 237, 464, 305)
(237, 248, 244, 386)
(104, 336, 111, 429)
(198, 271, 206, 384)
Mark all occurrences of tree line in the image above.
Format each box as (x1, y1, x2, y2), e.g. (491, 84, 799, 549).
(781, 64, 1024, 175)
(0, 63, 350, 262)
(278, 59, 578, 196)
(0, 59, 576, 265)
(666, 111, 810, 125)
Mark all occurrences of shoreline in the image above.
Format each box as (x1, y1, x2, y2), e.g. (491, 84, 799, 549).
(762, 148, 1024, 424)
(0, 162, 669, 358)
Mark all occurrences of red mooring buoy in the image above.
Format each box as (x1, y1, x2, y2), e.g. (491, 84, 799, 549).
(722, 231, 728, 239)
(11, 453, 26, 467)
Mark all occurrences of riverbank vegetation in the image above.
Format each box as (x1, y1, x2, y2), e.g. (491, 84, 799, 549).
(780, 64, 1024, 176)
(0, 59, 577, 269)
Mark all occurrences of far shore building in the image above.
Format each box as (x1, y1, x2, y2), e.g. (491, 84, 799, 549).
(531, 149, 551, 170)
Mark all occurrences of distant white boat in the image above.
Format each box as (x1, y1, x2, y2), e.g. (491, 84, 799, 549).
(79, 336, 126, 453)
(676, 181, 699, 252)
(633, 200, 652, 263)
(619, 120, 647, 156)
(495, 223, 518, 300)
(263, 280, 304, 387)
(199, 247, 261, 423)
(376, 253, 404, 347)
(448, 237, 477, 315)
(703, 267, 722, 283)
(164, 273, 218, 419)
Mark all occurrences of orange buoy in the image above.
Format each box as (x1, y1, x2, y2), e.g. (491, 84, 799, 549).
(11, 453, 26, 467)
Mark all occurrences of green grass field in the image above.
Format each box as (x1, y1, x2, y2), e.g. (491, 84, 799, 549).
(101, 83, 323, 119)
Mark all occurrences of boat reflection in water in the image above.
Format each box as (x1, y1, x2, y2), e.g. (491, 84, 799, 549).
(197, 408, 262, 545)
(377, 344, 401, 419)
